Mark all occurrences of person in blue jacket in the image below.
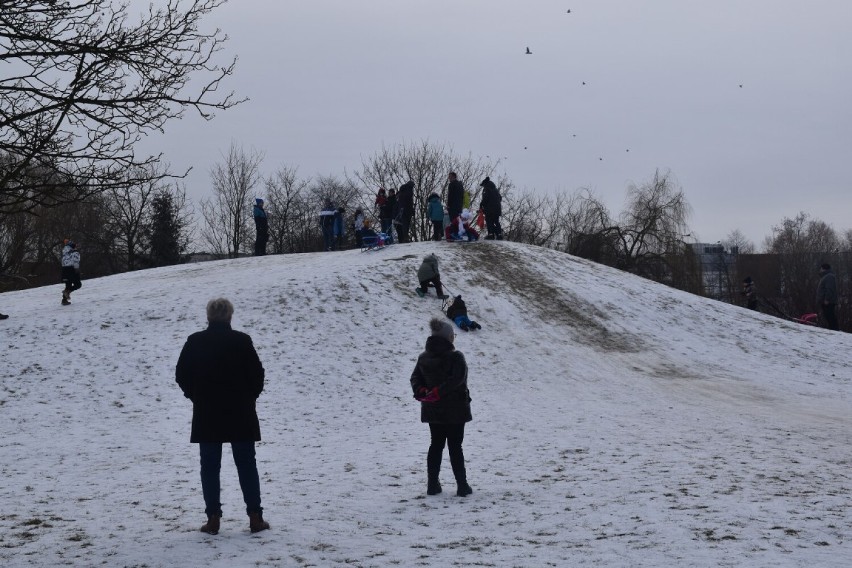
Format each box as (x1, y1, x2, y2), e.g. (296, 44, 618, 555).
(427, 193, 445, 241)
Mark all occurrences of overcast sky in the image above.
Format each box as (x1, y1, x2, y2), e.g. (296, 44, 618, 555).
(140, 0, 852, 248)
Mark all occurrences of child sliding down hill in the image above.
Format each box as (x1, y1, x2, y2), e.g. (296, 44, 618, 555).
(445, 209, 479, 242)
(446, 295, 481, 332)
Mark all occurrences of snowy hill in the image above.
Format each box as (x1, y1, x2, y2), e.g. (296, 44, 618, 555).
(0, 241, 849, 567)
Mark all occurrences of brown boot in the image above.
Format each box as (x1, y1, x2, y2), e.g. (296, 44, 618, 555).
(248, 511, 269, 533)
(200, 515, 220, 535)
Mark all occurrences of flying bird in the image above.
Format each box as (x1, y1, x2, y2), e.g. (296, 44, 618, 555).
(525, 47, 532, 54)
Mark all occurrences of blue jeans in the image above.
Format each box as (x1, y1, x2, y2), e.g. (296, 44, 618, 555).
(199, 442, 262, 517)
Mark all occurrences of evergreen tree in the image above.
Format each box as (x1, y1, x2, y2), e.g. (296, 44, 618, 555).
(148, 191, 186, 266)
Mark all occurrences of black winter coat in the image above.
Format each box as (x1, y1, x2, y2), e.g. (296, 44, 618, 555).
(446, 296, 467, 320)
(397, 182, 415, 219)
(380, 194, 397, 220)
(447, 179, 464, 220)
(176, 322, 265, 443)
(480, 180, 502, 217)
(410, 336, 472, 424)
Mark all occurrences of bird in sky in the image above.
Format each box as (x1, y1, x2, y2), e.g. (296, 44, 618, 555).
(525, 47, 532, 54)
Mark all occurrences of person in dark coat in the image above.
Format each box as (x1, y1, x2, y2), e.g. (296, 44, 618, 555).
(379, 188, 397, 243)
(816, 263, 839, 330)
(410, 318, 473, 497)
(396, 180, 415, 243)
(175, 298, 270, 535)
(446, 172, 464, 223)
(446, 295, 481, 332)
(253, 198, 269, 256)
(319, 200, 336, 251)
(741, 276, 758, 310)
(479, 177, 503, 240)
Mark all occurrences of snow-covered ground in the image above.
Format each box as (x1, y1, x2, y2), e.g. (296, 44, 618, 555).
(1, 241, 849, 567)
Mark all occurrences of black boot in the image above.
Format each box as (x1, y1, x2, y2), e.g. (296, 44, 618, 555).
(450, 451, 471, 496)
(200, 514, 220, 535)
(426, 452, 442, 496)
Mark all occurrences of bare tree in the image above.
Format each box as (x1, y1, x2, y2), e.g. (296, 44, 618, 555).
(612, 169, 692, 278)
(724, 229, 756, 255)
(200, 143, 264, 257)
(0, 0, 242, 213)
(263, 166, 313, 254)
(552, 189, 619, 262)
(763, 212, 840, 316)
(103, 167, 169, 270)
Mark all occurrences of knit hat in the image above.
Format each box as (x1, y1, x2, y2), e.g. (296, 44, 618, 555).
(429, 318, 455, 342)
(480, 176, 490, 187)
(256, 198, 264, 205)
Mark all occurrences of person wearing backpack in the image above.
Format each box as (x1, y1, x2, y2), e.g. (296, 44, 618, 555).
(426, 193, 445, 241)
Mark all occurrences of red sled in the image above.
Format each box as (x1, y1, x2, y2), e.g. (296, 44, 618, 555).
(794, 313, 818, 326)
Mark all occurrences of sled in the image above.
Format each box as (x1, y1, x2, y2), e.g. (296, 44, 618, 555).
(360, 232, 391, 252)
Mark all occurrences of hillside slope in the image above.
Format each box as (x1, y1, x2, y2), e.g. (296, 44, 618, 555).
(0, 241, 849, 567)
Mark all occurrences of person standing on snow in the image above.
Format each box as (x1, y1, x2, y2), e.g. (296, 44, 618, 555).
(479, 176, 503, 240)
(742, 276, 758, 311)
(319, 200, 336, 251)
(379, 188, 396, 243)
(426, 192, 445, 241)
(816, 263, 839, 330)
(176, 298, 270, 535)
(446, 172, 464, 224)
(253, 198, 269, 256)
(396, 180, 415, 243)
(410, 318, 474, 497)
(60, 239, 82, 305)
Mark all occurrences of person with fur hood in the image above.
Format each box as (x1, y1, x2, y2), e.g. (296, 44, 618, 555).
(60, 239, 82, 305)
(410, 318, 474, 497)
(445, 295, 481, 332)
(416, 253, 449, 299)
